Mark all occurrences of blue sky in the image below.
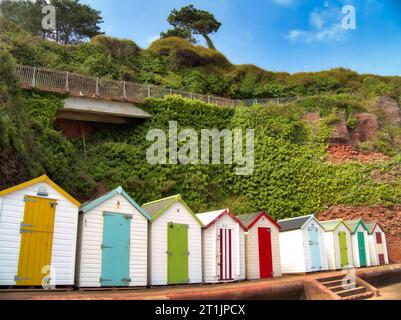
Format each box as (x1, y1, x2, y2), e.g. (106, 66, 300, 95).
(81, 0, 401, 76)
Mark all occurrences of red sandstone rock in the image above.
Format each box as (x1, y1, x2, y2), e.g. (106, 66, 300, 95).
(326, 144, 389, 163)
(376, 96, 401, 125)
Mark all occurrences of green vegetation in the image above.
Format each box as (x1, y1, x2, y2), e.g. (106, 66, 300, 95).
(2, 16, 401, 100)
(1, 12, 401, 217)
(0, 0, 103, 44)
(162, 4, 222, 50)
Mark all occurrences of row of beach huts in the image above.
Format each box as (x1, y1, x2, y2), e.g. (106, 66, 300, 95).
(0, 175, 389, 288)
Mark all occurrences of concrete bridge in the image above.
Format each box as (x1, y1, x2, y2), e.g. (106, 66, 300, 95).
(14, 64, 299, 126)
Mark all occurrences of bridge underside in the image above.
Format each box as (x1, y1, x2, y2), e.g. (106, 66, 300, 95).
(56, 97, 152, 124)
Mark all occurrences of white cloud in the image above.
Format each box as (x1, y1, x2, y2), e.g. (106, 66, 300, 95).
(271, 0, 294, 6)
(309, 11, 324, 30)
(287, 24, 346, 43)
(287, 4, 349, 43)
(146, 34, 159, 45)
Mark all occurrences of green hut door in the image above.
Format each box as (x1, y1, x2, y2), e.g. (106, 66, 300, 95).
(338, 232, 349, 267)
(167, 223, 189, 285)
(357, 232, 367, 267)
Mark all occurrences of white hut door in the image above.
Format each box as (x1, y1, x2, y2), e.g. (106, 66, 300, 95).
(219, 229, 232, 281)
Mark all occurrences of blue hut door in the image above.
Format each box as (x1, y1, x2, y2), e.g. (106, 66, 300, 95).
(101, 212, 131, 287)
(308, 226, 321, 271)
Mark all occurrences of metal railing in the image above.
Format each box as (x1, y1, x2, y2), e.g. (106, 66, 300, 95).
(14, 64, 300, 107)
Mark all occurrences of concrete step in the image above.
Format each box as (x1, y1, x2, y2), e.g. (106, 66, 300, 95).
(316, 275, 345, 283)
(337, 286, 368, 298)
(329, 284, 357, 293)
(320, 279, 353, 288)
(342, 291, 374, 301)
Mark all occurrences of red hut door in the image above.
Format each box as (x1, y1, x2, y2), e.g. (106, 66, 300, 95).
(258, 228, 273, 278)
(219, 229, 232, 281)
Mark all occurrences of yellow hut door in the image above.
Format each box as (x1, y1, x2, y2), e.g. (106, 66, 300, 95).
(16, 196, 56, 286)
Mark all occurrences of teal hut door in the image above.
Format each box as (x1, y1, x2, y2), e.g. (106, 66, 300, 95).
(308, 227, 321, 271)
(101, 212, 131, 287)
(357, 232, 367, 267)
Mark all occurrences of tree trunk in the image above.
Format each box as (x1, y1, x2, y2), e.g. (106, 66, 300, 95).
(202, 33, 216, 50)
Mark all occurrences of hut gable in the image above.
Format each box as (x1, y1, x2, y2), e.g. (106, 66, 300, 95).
(345, 218, 369, 233)
(143, 195, 203, 226)
(237, 212, 280, 231)
(321, 219, 352, 232)
(0, 175, 80, 207)
(80, 186, 150, 220)
(278, 215, 313, 232)
(197, 209, 246, 230)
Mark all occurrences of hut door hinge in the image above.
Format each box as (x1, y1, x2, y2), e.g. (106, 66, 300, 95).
(166, 251, 172, 256)
(15, 275, 31, 281)
(124, 214, 133, 220)
(20, 228, 36, 234)
(20, 223, 34, 228)
(100, 278, 112, 282)
(101, 244, 113, 249)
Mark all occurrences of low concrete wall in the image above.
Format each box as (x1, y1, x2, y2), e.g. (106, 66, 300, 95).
(165, 281, 305, 300)
(357, 265, 401, 288)
(358, 265, 401, 288)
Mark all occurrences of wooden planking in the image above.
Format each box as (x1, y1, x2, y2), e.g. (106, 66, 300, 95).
(324, 232, 336, 270)
(202, 226, 217, 283)
(149, 202, 202, 286)
(247, 216, 281, 279)
(0, 182, 78, 286)
(368, 235, 379, 266)
(279, 230, 306, 274)
(75, 193, 148, 287)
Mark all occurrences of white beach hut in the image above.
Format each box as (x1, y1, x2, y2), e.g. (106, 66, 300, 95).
(345, 219, 371, 268)
(366, 222, 389, 266)
(320, 220, 354, 270)
(278, 215, 328, 274)
(196, 209, 246, 283)
(0, 175, 80, 287)
(237, 212, 282, 279)
(142, 195, 204, 286)
(75, 186, 151, 288)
